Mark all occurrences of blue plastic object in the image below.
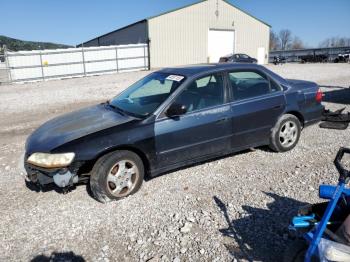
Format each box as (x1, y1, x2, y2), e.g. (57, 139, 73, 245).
(288, 147, 350, 262)
(305, 183, 346, 261)
(292, 215, 315, 228)
(319, 184, 350, 199)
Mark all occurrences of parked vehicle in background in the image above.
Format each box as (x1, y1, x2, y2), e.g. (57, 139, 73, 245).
(24, 63, 324, 202)
(219, 53, 257, 64)
(299, 54, 329, 63)
(334, 50, 350, 63)
(273, 56, 286, 65)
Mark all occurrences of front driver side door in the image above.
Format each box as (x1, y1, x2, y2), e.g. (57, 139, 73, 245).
(154, 73, 232, 168)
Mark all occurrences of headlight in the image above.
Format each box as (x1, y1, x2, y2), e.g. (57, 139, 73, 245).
(27, 153, 75, 168)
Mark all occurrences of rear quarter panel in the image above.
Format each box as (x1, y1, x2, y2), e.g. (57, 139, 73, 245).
(284, 80, 324, 125)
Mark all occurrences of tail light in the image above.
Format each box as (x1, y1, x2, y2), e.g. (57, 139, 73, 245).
(315, 88, 323, 103)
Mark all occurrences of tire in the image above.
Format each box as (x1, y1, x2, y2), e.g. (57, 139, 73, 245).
(269, 114, 301, 152)
(90, 150, 144, 203)
(283, 239, 309, 262)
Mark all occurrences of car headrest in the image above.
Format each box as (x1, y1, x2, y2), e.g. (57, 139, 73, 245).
(187, 81, 198, 91)
(205, 82, 223, 97)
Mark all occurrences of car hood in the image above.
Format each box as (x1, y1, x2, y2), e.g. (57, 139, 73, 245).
(25, 104, 135, 154)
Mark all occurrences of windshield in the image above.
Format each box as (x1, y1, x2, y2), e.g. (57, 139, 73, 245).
(110, 72, 186, 117)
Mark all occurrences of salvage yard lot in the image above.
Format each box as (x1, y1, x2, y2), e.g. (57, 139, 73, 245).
(0, 64, 350, 261)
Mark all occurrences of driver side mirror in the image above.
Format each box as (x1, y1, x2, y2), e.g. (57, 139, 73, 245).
(166, 103, 187, 117)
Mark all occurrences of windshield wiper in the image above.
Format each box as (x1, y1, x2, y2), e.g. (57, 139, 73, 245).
(106, 100, 148, 119)
(105, 101, 128, 116)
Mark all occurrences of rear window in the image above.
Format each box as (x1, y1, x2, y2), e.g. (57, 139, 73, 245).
(219, 57, 228, 62)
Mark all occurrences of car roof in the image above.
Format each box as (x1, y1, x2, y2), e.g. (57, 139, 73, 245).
(158, 63, 264, 77)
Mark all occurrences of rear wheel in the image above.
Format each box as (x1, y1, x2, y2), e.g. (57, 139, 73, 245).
(269, 114, 301, 152)
(90, 150, 144, 203)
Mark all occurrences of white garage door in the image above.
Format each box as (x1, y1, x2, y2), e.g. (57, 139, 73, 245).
(208, 29, 235, 63)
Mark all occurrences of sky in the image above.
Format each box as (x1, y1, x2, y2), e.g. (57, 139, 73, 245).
(1, 0, 349, 47)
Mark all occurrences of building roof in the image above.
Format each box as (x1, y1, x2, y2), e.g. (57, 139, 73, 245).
(270, 46, 350, 53)
(79, 0, 270, 46)
(78, 19, 147, 47)
(147, 0, 271, 27)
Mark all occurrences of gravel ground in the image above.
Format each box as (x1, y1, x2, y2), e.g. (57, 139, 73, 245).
(0, 63, 349, 262)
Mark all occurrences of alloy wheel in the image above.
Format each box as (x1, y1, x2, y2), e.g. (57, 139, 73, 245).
(279, 120, 298, 148)
(106, 160, 139, 197)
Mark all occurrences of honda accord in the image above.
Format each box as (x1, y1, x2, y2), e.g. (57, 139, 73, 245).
(24, 63, 324, 202)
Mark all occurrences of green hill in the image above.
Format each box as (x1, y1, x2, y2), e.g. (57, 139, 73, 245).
(0, 35, 72, 52)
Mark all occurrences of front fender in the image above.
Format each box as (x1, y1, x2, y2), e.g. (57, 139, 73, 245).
(52, 121, 156, 166)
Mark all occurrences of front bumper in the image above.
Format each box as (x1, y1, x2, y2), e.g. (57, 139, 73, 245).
(25, 162, 58, 185)
(24, 157, 83, 188)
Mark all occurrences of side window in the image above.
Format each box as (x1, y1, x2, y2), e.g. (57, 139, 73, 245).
(196, 75, 217, 88)
(173, 74, 224, 113)
(270, 79, 282, 92)
(229, 71, 279, 101)
(196, 76, 212, 88)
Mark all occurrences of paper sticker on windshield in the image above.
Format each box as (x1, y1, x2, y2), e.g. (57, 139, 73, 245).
(166, 75, 184, 82)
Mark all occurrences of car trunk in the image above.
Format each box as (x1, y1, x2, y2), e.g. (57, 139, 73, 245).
(286, 79, 319, 91)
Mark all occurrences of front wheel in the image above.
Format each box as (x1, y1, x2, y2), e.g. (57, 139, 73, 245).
(90, 150, 144, 203)
(269, 114, 301, 152)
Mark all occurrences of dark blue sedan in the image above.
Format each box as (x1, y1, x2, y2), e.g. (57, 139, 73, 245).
(24, 63, 324, 202)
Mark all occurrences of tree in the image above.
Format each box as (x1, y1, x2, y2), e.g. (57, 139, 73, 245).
(269, 31, 280, 50)
(319, 37, 350, 48)
(279, 29, 292, 50)
(291, 36, 304, 50)
(0, 35, 72, 51)
(271, 29, 305, 50)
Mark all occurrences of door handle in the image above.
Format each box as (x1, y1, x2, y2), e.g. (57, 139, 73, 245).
(273, 105, 283, 109)
(215, 117, 229, 123)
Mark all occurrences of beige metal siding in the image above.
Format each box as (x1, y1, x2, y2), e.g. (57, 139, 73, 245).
(148, 0, 270, 67)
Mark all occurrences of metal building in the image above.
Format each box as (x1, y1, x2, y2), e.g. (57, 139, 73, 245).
(269, 46, 350, 63)
(79, 0, 270, 67)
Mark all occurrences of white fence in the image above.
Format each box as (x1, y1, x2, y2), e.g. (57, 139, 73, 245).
(0, 62, 8, 84)
(5, 44, 149, 82)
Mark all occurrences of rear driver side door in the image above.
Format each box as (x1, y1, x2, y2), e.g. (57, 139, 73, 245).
(227, 70, 286, 149)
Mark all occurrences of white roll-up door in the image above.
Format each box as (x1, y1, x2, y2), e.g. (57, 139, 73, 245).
(208, 29, 235, 63)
